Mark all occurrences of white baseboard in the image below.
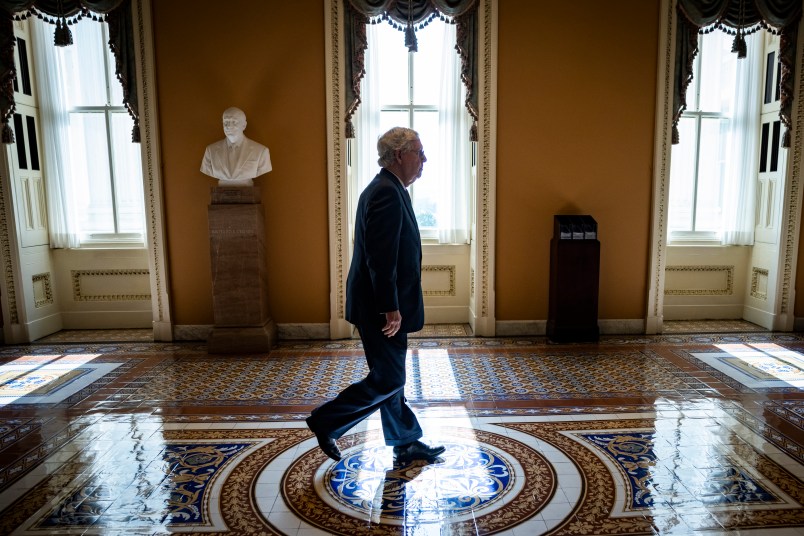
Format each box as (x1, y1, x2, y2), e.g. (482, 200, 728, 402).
(424, 306, 470, 324)
(62, 311, 152, 329)
(152, 321, 173, 342)
(329, 318, 353, 340)
(470, 312, 496, 337)
(26, 313, 63, 342)
(662, 304, 743, 320)
(742, 305, 775, 330)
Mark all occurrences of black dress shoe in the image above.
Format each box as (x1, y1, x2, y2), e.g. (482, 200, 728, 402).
(393, 440, 445, 464)
(315, 433, 342, 461)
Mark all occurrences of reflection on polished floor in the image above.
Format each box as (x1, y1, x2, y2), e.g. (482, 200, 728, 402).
(1, 326, 803, 535)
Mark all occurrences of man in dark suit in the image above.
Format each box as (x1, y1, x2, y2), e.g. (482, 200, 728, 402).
(306, 127, 445, 464)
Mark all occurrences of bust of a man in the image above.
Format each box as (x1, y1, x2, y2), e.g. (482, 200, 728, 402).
(201, 107, 272, 186)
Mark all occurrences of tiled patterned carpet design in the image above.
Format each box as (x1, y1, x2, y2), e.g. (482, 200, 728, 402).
(0, 331, 802, 534)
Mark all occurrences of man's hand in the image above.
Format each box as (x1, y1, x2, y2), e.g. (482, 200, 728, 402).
(383, 310, 402, 337)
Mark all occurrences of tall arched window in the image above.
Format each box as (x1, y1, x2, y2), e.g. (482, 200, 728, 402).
(351, 18, 471, 244)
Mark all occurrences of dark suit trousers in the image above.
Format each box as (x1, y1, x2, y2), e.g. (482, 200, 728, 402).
(306, 325, 423, 447)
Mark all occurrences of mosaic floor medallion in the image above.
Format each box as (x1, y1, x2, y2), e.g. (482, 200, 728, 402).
(502, 419, 804, 534)
(280, 427, 558, 535)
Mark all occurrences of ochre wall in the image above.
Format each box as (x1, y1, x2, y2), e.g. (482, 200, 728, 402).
(153, 0, 329, 325)
(150, 0, 666, 327)
(495, 0, 659, 321)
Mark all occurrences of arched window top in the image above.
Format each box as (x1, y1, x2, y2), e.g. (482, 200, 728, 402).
(344, 0, 478, 140)
(673, 0, 802, 147)
(0, 0, 138, 144)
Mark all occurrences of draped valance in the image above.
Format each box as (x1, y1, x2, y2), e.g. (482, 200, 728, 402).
(0, 0, 138, 144)
(673, 0, 802, 147)
(344, 0, 478, 140)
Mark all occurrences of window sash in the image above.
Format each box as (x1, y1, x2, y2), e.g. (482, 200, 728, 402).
(669, 32, 738, 242)
(58, 19, 145, 245)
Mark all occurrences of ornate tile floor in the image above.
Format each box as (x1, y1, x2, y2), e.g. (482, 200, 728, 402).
(0, 332, 802, 534)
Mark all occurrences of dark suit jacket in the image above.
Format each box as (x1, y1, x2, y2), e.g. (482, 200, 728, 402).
(345, 168, 424, 333)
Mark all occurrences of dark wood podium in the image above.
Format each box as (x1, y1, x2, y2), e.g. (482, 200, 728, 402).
(547, 215, 600, 343)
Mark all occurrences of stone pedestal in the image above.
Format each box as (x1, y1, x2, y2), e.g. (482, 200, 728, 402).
(207, 186, 276, 353)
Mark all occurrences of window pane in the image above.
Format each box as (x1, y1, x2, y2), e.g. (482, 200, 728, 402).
(412, 23, 445, 105)
(410, 110, 439, 228)
(111, 113, 145, 234)
(379, 110, 409, 132)
(694, 117, 728, 232)
(375, 23, 409, 105)
(61, 20, 108, 107)
(698, 32, 736, 113)
(69, 112, 114, 234)
(668, 117, 697, 232)
(764, 51, 776, 104)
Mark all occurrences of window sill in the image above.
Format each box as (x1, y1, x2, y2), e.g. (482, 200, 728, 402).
(79, 235, 146, 249)
(667, 231, 721, 246)
(668, 240, 723, 247)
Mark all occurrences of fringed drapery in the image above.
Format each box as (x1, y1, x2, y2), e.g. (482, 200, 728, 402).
(673, 0, 802, 147)
(344, 0, 479, 140)
(0, 0, 139, 144)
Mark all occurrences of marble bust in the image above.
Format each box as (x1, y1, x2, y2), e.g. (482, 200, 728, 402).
(201, 107, 272, 186)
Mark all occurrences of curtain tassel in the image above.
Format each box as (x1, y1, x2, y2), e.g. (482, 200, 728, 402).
(54, 19, 73, 46)
(404, 24, 418, 52)
(345, 120, 355, 139)
(2, 123, 14, 144)
(132, 124, 141, 143)
(54, 0, 72, 46)
(731, 32, 746, 58)
(671, 124, 680, 145)
(470, 121, 477, 142)
(782, 128, 790, 148)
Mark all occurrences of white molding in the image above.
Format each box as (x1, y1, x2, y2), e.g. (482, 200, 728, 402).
(743, 305, 775, 330)
(472, 0, 497, 337)
(24, 312, 62, 342)
(0, 139, 26, 343)
(646, 0, 675, 335)
(324, 0, 351, 340)
(772, 13, 804, 331)
(152, 320, 173, 341)
(61, 310, 152, 329)
(424, 306, 470, 324)
(132, 0, 173, 341)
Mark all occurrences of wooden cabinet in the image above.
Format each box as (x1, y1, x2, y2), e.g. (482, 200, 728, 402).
(547, 216, 600, 342)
